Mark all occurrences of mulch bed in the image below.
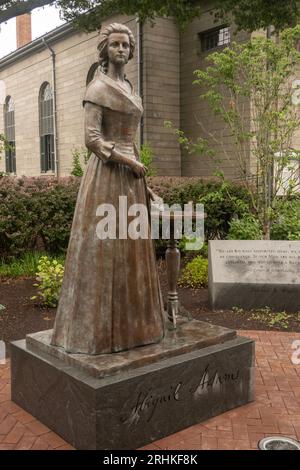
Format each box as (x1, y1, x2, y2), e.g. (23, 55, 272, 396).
(0, 278, 56, 352)
(178, 286, 300, 333)
(0, 268, 300, 355)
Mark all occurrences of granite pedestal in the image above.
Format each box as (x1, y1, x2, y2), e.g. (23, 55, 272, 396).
(11, 319, 255, 450)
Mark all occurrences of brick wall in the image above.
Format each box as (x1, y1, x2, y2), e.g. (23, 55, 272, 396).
(143, 18, 181, 175)
(0, 49, 53, 175)
(0, 15, 138, 176)
(16, 14, 32, 49)
(180, 3, 251, 179)
(0, 15, 183, 177)
(0, 8, 259, 179)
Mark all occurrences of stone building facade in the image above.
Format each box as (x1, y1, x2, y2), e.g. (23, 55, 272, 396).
(0, 5, 260, 178)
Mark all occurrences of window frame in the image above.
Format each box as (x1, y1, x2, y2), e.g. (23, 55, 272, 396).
(3, 96, 16, 174)
(199, 25, 231, 53)
(39, 82, 55, 173)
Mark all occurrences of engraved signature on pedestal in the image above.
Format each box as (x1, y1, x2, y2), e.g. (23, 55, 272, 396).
(121, 383, 182, 426)
(191, 364, 240, 397)
(122, 364, 241, 427)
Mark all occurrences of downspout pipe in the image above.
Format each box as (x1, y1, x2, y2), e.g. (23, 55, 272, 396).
(42, 38, 59, 177)
(136, 18, 144, 148)
(266, 26, 275, 212)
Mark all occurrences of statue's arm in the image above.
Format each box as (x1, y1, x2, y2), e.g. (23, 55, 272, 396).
(84, 102, 147, 179)
(84, 102, 115, 161)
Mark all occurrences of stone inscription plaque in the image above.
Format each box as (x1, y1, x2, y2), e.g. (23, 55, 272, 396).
(209, 240, 300, 311)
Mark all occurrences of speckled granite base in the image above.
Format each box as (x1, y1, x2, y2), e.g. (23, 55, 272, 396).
(11, 321, 255, 450)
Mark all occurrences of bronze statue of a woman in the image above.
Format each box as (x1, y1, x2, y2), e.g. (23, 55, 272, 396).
(51, 23, 165, 355)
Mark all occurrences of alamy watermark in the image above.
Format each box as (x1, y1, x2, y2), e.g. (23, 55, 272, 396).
(0, 341, 6, 365)
(95, 198, 204, 251)
(291, 340, 300, 365)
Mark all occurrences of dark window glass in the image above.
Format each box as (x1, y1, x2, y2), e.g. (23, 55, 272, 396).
(4, 96, 16, 173)
(40, 134, 55, 173)
(39, 83, 55, 172)
(200, 27, 230, 52)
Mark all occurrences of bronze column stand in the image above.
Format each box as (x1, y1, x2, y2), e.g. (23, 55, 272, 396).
(164, 213, 182, 329)
(161, 212, 203, 330)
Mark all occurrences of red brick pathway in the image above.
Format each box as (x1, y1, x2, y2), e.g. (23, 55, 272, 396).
(0, 330, 299, 450)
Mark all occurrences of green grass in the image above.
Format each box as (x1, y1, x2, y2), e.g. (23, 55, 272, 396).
(0, 252, 66, 278)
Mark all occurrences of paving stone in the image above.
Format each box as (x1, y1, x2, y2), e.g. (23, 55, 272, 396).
(0, 330, 299, 450)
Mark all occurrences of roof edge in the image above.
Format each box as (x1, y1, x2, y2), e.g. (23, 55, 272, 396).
(0, 22, 77, 70)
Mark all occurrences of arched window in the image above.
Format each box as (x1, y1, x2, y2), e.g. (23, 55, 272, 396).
(4, 96, 16, 173)
(86, 63, 99, 85)
(39, 82, 54, 173)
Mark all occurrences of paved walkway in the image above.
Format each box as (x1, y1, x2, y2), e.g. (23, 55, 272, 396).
(0, 330, 299, 450)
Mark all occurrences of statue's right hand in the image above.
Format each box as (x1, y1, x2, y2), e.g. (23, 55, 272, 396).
(130, 161, 147, 179)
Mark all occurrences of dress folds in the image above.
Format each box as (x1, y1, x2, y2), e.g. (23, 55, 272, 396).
(51, 72, 165, 354)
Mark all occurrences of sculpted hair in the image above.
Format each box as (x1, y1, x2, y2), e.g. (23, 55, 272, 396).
(97, 23, 135, 72)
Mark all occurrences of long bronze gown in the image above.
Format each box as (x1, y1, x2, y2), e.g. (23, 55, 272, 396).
(51, 71, 165, 354)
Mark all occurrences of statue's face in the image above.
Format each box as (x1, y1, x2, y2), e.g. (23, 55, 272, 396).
(108, 33, 130, 66)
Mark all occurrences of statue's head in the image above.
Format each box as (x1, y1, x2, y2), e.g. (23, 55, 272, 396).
(98, 23, 136, 72)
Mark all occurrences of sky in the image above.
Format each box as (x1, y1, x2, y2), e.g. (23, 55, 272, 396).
(0, 5, 65, 58)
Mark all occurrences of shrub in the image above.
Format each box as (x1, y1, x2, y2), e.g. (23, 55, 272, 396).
(199, 242, 208, 259)
(71, 151, 83, 177)
(38, 184, 79, 254)
(179, 256, 208, 288)
(0, 177, 80, 258)
(147, 176, 200, 199)
(0, 180, 42, 258)
(163, 179, 252, 240)
(227, 215, 263, 240)
(70, 147, 91, 177)
(0, 176, 254, 259)
(271, 199, 300, 240)
(31, 256, 64, 308)
(140, 142, 157, 176)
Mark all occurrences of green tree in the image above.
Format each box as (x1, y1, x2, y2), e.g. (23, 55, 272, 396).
(0, 0, 53, 23)
(57, 0, 201, 31)
(140, 142, 157, 176)
(70, 147, 91, 177)
(70, 152, 83, 177)
(56, 0, 300, 33)
(2, 1, 300, 31)
(0, 0, 202, 26)
(215, 0, 300, 33)
(194, 25, 300, 239)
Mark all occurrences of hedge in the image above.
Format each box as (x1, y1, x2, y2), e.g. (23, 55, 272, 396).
(0, 177, 79, 258)
(0, 175, 250, 259)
